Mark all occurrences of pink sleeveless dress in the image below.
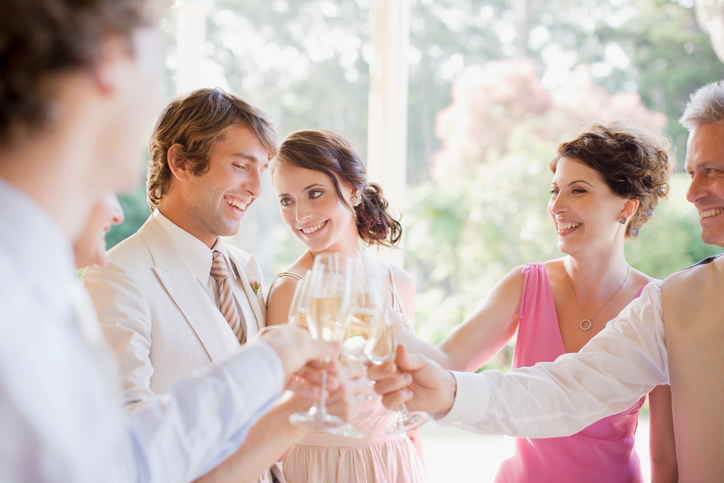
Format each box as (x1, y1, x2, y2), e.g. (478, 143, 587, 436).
(495, 263, 648, 483)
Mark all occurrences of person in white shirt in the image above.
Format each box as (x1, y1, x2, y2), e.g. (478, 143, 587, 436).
(370, 80, 724, 483)
(0, 1, 346, 482)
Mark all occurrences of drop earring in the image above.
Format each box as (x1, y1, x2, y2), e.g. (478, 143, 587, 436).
(351, 190, 362, 207)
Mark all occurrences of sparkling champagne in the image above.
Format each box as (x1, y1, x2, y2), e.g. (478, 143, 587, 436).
(289, 311, 309, 331)
(342, 310, 376, 361)
(309, 296, 344, 341)
(366, 318, 395, 365)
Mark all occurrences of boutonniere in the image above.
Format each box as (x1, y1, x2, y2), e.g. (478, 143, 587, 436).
(250, 277, 264, 304)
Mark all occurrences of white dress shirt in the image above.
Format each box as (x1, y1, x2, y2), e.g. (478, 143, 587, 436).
(0, 178, 284, 482)
(436, 281, 670, 437)
(153, 210, 256, 331)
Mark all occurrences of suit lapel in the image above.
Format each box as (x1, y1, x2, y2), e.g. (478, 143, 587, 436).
(228, 250, 265, 336)
(139, 217, 239, 362)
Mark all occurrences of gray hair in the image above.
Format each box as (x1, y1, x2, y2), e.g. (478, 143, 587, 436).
(680, 80, 724, 131)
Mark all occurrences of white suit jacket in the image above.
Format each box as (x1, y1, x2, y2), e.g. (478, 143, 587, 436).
(80, 214, 277, 482)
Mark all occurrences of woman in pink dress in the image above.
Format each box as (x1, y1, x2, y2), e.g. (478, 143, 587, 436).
(266, 129, 426, 482)
(401, 122, 678, 482)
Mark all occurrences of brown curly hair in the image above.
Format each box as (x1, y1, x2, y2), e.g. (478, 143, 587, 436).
(272, 129, 402, 248)
(0, 0, 155, 147)
(550, 121, 672, 239)
(147, 88, 277, 209)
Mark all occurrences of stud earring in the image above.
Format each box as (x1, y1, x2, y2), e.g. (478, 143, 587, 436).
(352, 190, 362, 207)
(618, 217, 627, 225)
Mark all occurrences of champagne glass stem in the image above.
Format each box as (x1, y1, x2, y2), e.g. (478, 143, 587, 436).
(387, 402, 428, 434)
(318, 359, 330, 416)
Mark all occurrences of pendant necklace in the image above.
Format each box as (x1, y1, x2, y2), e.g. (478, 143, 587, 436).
(566, 265, 630, 331)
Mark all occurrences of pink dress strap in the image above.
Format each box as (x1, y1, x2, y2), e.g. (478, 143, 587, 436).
(496, 263, 649, 483)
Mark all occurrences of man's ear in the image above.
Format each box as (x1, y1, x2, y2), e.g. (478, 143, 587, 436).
(167, 144, 191, 182)
(92, 34, 130, 95)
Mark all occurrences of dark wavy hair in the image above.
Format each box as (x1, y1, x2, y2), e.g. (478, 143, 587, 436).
(551, 121, 672, 239)
(0, 0, 155, 147)
(272, 129, 402, 248)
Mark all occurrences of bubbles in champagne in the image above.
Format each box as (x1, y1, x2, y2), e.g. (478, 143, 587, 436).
(366, 319, 395, 365)
(309, 296, 344, 341)
(342, 310, 376, 362)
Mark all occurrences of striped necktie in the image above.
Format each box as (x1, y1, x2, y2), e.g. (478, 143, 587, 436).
(210, 250, 244, 343)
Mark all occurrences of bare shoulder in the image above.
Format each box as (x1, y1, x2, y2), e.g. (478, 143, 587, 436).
(268, 275, 299, 303)
(267, 254, 313, 326)
(389, 264, 414, 290)
(267, 275, 299, 326)
(541, 258, 565, 276)
(497, 264, 529, 292)
(629, 266, 654, 285)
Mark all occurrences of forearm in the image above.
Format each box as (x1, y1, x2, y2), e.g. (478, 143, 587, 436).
(649, 385, 678, 483)
(128, 341, 284, 483)
(437, 286, 669, 438)
(395, 326, 453, 369)
(194, 393, 309, 483)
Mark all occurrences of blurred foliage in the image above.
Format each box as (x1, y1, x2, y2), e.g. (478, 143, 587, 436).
(106, 184, 151, 250)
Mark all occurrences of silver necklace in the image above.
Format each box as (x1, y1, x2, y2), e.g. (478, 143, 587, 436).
(566, 265, 630, 331)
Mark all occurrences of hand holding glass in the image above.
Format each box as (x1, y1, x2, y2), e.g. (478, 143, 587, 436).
(288, 254, 352, 430)
(366, 305, 428, 434)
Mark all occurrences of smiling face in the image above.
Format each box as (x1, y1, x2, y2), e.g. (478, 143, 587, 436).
(685, 123, 724, 247)
(272, 161, 359, 255)
(167, 125, 269, 247)
(548, 157, 633, 256)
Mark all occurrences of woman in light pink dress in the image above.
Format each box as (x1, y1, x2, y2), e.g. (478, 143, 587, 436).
(267, 129, 425, 482)
(400, 122, 679, 482)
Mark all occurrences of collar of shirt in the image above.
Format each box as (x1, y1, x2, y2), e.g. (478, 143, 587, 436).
(152, 209, 239, 285)
(0, 176, 77, 315)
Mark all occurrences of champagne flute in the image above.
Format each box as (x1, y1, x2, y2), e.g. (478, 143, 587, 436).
(289, 254, 353, 430)
(341, 255, 385, 363)
(287, 270, 311, 330)
(330, 255, 387, 439)
(366, 304, 428, 434)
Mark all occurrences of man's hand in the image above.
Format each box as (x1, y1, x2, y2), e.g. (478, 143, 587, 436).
(326, 360, 368, 422)
(286, 359, 369, 422)
(368, 344, 457, 414)
(257, 325, 339, 380)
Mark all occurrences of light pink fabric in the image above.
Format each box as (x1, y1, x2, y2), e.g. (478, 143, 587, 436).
(282, 267, 426, 482)
(282, 398, 426, 482)
(495, 263, 647, 483)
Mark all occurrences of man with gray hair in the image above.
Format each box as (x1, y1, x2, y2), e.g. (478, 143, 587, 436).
(371, 80, 724, 482)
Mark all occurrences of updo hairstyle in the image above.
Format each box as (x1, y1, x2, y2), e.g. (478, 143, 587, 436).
(550, 121, 671, 239)
(273, 129, 402, 247)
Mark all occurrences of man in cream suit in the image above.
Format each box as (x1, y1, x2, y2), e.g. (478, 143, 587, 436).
(81, 88, 279, 481)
